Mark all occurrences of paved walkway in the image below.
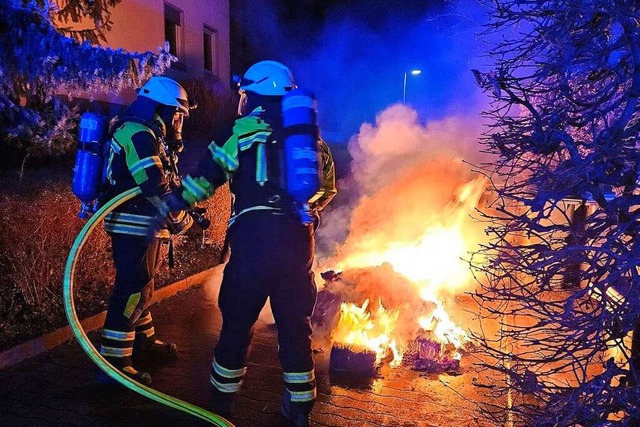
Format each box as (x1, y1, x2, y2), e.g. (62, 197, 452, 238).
(0, 268, 497, 427)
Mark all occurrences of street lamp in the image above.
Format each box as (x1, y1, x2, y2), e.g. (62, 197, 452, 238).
(403, 69, 422, 103)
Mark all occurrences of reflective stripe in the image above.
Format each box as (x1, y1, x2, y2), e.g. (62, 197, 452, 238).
(110, 138, 122, 154)
(136, 313, 152, 326)
(104, 212, 154, 237)
(136, 327, 155, 338)
(212, 359, 247, 379)
(238, 131, 269, 151)
(130, 156, 162, 176)
(209, 143, 239, 171)
(100, 346, 134, 357)
(183, 175, 209, 201)
(172, 210, 188, 222)
(283, 370, 315, 384)
(102, 329, 135, 341)
(210, 376, 242, 393)
(105, 212, 154, 226)
(104, 222, 148, 236)
(256, 143, 267, 185)
(287, 388, 317, 402)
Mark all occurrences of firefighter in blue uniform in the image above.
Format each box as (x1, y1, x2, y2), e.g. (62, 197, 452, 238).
(98, 76, 193, 385)
(167, 61, 336, 426)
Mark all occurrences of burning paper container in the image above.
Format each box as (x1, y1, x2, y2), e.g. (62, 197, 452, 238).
(329, 345, 377, 377)
(405, 338, 461, 374)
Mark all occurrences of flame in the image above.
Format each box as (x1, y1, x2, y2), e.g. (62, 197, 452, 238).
(329, 177, 484, 366)
(336, 225, 470, 302)
(332, 299, 404, 366)
(418, 302, 470, 358)
(335, 176, 486, 297)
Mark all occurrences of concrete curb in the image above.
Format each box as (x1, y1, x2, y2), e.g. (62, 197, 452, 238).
(0, 267, 215, 371)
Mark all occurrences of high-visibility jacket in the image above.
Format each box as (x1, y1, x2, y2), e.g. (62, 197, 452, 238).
(181, 107, 336, 225)
(103, 119, 191, 237)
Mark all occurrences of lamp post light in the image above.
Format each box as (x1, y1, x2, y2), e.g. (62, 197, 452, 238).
(403, 69, 422, 103)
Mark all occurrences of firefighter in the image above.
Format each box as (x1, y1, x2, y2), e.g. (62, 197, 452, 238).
(165, 60, 336, 426)
(97, 76, 193, 385)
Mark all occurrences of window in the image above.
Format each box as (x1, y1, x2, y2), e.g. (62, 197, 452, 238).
(203, 26, 219, 75)
(164, 3, 183, 60)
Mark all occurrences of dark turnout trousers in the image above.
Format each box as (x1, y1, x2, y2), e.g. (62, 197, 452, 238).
(100, 234, 161, 367)
(210, 212, 317, 417)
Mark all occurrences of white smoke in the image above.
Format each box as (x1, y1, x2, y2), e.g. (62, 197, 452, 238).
(317, 103, 488, 265)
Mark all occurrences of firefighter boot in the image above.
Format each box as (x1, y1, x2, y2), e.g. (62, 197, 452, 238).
(280, 395, 310, 427)
(96, 363, 152, 386)
(133, 338, 178, 362)
(210, 387, 235, 417)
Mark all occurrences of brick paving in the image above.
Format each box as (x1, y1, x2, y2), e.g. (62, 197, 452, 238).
(0, 272, 498, 427)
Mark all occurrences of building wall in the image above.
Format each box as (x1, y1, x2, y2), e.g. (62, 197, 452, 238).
(82, 0, 230, 106)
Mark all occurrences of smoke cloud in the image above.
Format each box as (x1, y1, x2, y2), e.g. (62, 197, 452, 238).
(316, 103, 489, 263)
(236, 0, 490, 139)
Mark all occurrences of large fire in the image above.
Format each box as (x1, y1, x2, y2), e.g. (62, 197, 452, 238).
(325, 176, 486, 369)
(314, 105, 488, 373)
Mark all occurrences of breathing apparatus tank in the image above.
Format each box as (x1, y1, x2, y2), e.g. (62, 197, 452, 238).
(282, 88, 321, 225)
(72, 112, 108, 218)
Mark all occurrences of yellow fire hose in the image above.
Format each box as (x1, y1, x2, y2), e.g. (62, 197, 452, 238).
(63, 187, 233, 426)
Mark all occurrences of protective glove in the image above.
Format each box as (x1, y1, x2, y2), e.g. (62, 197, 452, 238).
(163, 187, 191, 212)
(146, 187, 191, 242)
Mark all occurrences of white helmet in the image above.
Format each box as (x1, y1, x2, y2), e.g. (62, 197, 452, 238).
(239, 60, 296, 96)
(137, 76, 190, 116)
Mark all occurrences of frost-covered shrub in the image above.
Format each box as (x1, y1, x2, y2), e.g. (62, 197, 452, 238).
(0, 1, 173, 167)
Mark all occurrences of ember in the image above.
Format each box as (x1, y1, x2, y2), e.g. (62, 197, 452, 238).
(404, 338, 463, 375)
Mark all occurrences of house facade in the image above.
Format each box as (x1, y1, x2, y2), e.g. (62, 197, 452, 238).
(84, 0, 231, 106)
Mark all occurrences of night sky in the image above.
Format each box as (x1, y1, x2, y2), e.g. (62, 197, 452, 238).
(231, 0, 448, 64)
(230, 0, 486, 141)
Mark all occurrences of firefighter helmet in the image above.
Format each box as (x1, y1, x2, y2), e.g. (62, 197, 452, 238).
(239, 60, 296, 96)
(137, 76, 190, 116)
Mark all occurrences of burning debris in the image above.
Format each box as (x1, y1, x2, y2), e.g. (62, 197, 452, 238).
(404, 337, 464, 375)
(312, 105, 488, 379)
(331, 299, 402, 366)
(407, 338, 461, 373)
(315, 267, 474, 376)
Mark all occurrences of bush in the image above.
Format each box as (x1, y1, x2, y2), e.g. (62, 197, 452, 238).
(0, 165, 231, 351)
(0, 97, 78, 171)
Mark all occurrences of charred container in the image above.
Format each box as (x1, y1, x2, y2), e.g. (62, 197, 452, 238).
(329, 345, 377, 377)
